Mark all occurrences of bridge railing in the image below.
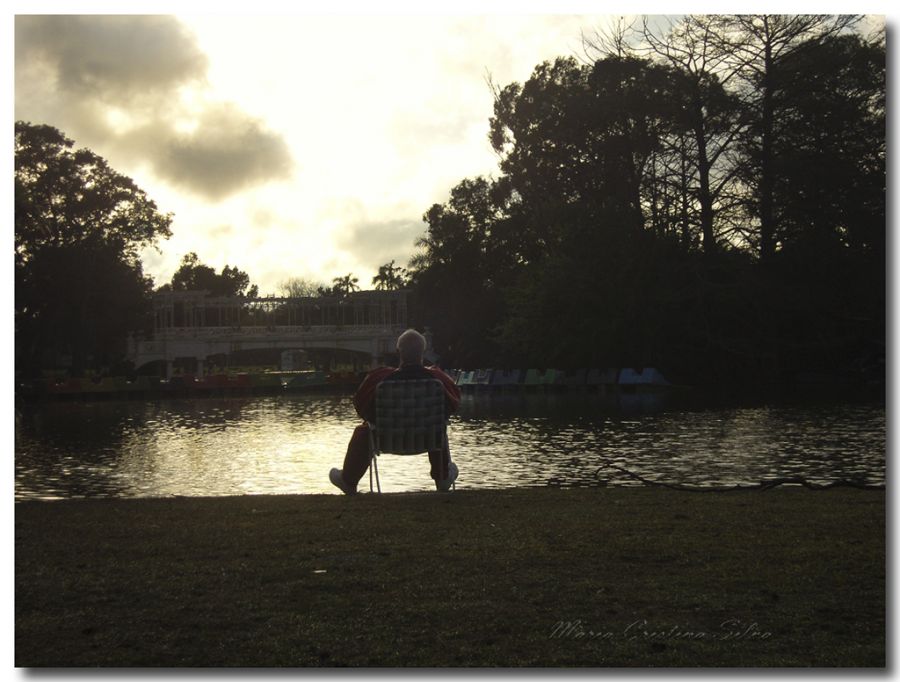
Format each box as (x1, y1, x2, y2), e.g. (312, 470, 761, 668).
(150, 324, 405, 339)
(132, 324, 406, 358)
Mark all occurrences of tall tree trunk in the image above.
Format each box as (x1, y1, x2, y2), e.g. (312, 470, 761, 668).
(679, 135, 692, 248)
(693, 97, 716, 255)
(759, 37, 776, 262)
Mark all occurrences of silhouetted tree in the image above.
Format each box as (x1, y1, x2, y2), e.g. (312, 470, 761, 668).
(18, 237, 155, 377)
(161, 252, 259, 298)
(331, 273, 359, 297)
(633, 16, 747, 254)
(491, 55, 688, 237)
(15, 122, 172, 268)
(15, 121, 171, 377)
(764, 32, 885, 376)
(769, 32, 884, 257)
(408, 176, 513, 367)
(278, 276, 327, 298)
(372, 260, 408, 290)
(484, 55, 691, 367)
(706, 14, 861, 261)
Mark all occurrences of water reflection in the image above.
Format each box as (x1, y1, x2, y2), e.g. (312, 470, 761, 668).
(14, 392, 885, 500)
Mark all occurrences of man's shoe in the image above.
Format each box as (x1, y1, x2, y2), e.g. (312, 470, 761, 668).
(329, 468, 357, 495)
(435, 461, 459, 492)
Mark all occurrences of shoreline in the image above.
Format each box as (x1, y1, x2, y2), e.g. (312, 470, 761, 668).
(15, 374, 885, 403)
(15, 486, 885, 667)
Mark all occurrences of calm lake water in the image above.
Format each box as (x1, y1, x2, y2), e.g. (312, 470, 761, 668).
(14, 391, 885, 500)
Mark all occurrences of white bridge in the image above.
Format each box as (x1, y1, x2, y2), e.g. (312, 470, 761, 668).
(128, 289, 421, 378)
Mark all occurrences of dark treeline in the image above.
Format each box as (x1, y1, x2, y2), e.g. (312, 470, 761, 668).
(407, 15, 885, 386)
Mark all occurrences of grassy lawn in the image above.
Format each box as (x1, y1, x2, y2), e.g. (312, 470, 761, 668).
(15, 487, 884, 667)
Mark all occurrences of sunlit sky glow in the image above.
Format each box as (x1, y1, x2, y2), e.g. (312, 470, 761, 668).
(12, 8, 643, 294)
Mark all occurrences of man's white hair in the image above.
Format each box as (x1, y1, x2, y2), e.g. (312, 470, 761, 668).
(396, 328, 427, 364)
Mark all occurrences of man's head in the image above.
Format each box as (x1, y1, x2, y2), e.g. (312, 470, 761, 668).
(396, 328, 427, 365)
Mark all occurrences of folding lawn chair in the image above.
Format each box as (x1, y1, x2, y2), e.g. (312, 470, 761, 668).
(367, 378, 451, 493)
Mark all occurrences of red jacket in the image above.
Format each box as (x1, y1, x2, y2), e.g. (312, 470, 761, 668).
(353, 365, 461, 423)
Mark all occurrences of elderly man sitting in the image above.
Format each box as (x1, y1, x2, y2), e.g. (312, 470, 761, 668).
(329, 329, 461, 495)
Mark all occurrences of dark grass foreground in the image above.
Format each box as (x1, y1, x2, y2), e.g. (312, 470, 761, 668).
(16, 487, 884, 667)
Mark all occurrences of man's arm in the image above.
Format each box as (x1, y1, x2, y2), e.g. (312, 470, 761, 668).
(426, 366, 461, 415)
(353, 367, 396, 422)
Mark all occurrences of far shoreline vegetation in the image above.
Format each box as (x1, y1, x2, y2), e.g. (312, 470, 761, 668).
(15, 15, 885, 391)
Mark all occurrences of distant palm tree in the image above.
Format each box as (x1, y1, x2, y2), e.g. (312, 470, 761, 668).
(372, 260, 408, 290)
(332, 273, 360, 297)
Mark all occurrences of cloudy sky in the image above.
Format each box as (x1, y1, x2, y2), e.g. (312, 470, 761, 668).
(13, 10, 643, 295)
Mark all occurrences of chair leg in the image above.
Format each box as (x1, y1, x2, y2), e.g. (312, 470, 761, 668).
(444, 427, 454, 492)
(367, 426, 381, 494)
(368, 452, 382, 493)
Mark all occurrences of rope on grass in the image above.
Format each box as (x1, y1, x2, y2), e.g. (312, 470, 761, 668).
(593, 462, 884, 492)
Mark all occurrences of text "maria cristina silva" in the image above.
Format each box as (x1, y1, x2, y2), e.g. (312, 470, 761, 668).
(549, 619, 772, 642)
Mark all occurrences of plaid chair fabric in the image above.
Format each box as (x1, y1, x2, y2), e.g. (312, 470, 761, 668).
(367, 378, 448, 491)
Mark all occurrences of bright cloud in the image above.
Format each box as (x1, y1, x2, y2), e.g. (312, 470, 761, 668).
(15, 15, 294, 204)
